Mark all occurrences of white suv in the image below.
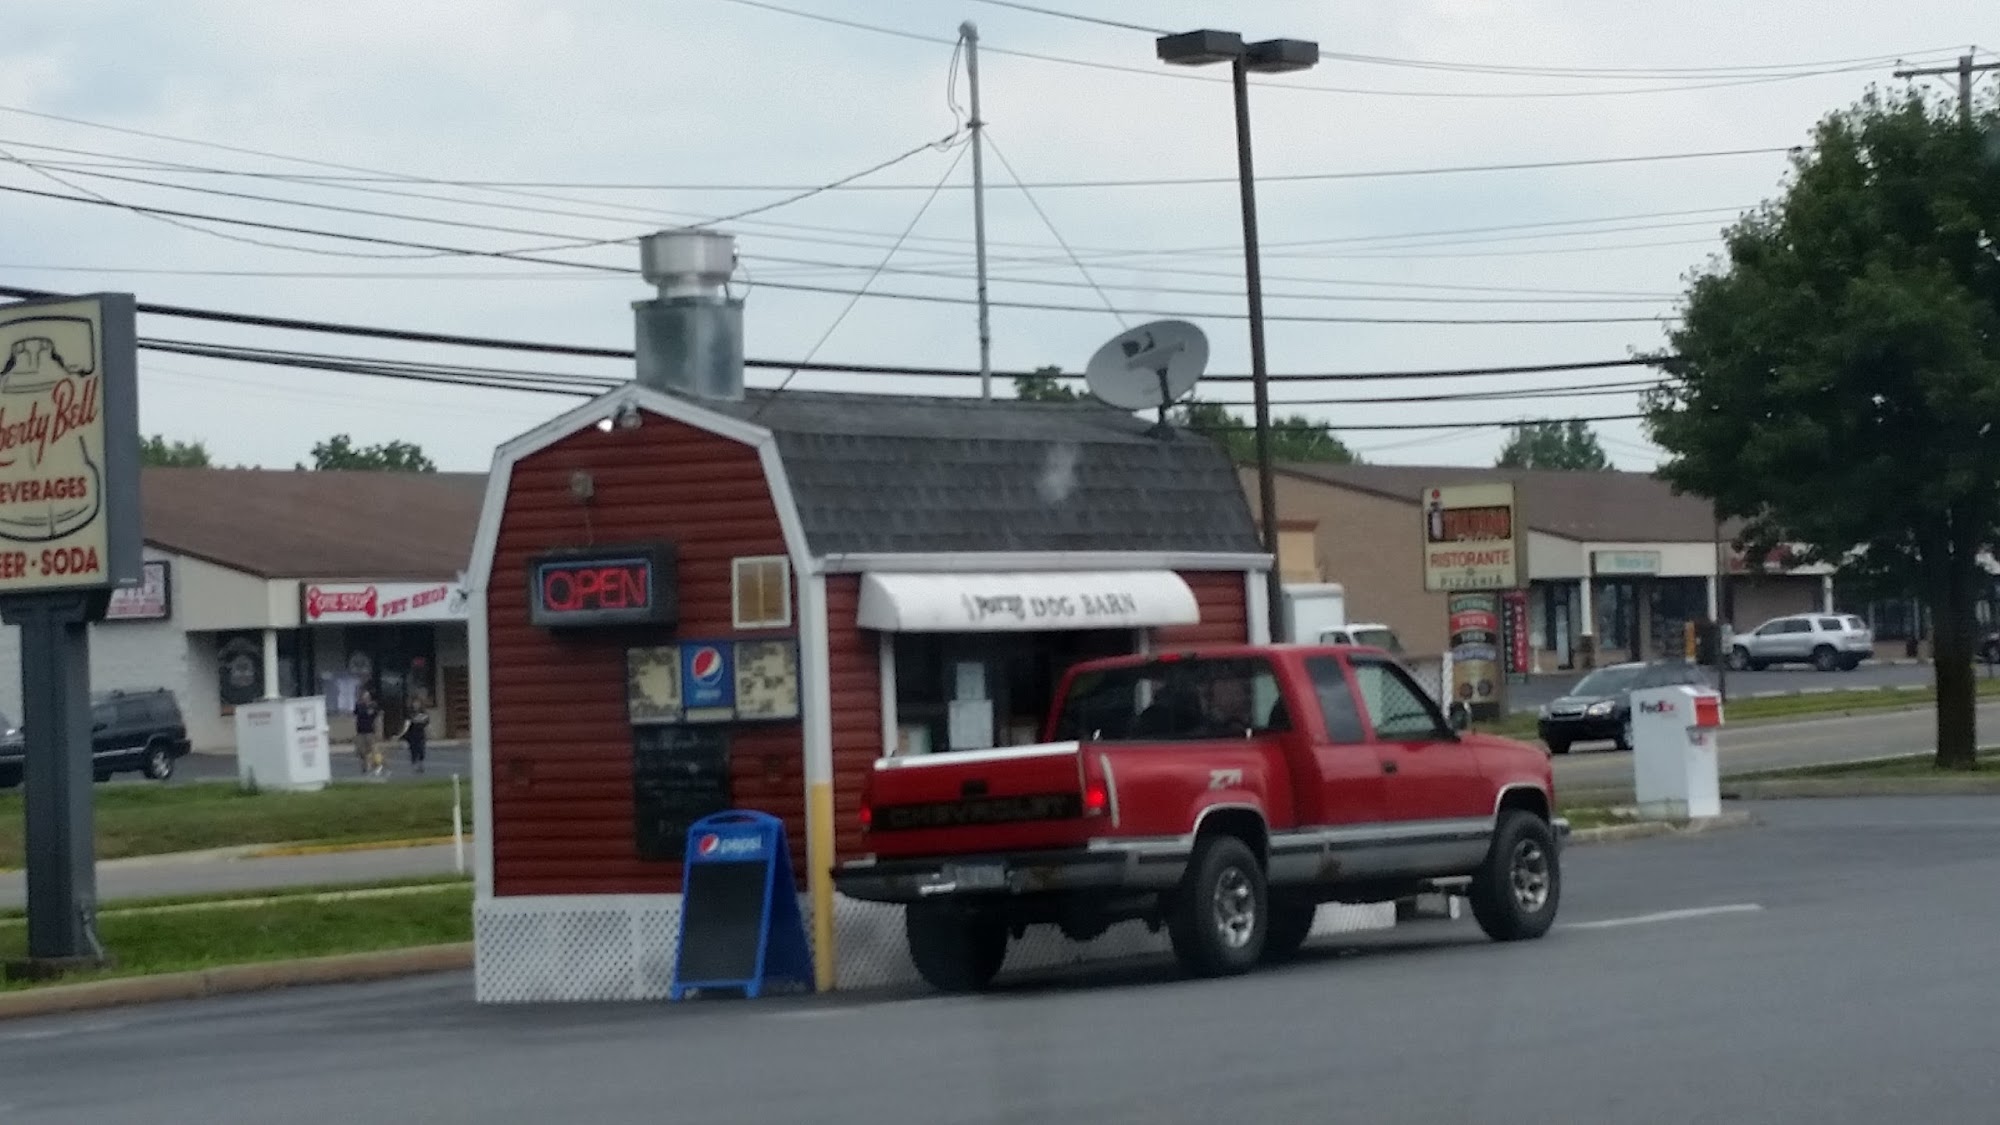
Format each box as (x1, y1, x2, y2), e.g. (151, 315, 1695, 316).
(1728, 613, 1873, 672)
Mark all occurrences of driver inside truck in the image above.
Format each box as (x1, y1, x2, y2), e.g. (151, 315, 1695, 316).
(1201, 674, 1254, 737)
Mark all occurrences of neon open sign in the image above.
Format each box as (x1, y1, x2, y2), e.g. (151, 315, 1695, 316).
(527, 543, 677, 628)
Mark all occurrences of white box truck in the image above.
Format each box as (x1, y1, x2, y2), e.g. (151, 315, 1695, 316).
(1282, 583, 1403, 652)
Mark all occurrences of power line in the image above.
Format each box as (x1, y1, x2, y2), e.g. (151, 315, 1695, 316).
(959, 3, 1954, 82)
(982, 131, 1127, 327)
(0, 184, 1680, 324)
(0, 282, 1670, 383)
(966, 0, 1165, 35)
(9, 144, 1743, 278)
(714, 0, 1948, 100)
(687, 130, 966, 228)
(753, 139, 970, 412)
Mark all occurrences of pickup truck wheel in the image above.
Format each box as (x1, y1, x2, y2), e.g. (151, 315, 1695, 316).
(1260, 900, 1316, 964)
(904, 904, 1008, 993)
(1469, 811, 1561, 943)
(1168, 835, 1267, 977)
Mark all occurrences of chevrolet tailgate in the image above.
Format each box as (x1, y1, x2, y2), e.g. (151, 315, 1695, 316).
(860, 741, 1105, 861)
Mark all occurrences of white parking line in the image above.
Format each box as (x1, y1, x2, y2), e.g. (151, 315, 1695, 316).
(1564, 904, 1764, 931)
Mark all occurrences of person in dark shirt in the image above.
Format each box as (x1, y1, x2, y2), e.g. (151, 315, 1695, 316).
(353, 690, 382, 777)
(395, 696, 431, 775)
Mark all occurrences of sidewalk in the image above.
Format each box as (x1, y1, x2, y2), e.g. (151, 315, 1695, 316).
(0, 843, 464, 910)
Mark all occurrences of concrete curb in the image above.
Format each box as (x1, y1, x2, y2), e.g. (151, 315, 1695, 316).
(0, 845, 267, 876)
(249, 836, 465, 859)
(1565, 810, 1755, 844)
(1723, 777, 2000, 799)
(0, 943, 472, 1022)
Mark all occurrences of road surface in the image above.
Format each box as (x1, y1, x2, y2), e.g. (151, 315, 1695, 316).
(2, 797, 1995, 1124)
(1552, 697, 2000, 794)
(2, 701, 1980, 907)
(1509, 660, 1942, 712)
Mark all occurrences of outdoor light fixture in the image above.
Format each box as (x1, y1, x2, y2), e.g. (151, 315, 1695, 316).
(1154, 26, 1321, 642)
(615, 402, 643, 430)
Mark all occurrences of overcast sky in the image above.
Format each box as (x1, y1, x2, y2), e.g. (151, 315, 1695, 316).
(1, 1, 1991, 471)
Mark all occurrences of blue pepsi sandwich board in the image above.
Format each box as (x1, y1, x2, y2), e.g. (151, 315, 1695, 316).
(670, 810, 815, 1000)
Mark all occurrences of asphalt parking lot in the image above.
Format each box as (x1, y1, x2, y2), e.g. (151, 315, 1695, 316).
(4, 797, 1996, 1124)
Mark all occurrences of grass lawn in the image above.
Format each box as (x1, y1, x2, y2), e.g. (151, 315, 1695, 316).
(0, 781, 471, 870)
(1479, 677, 2000, 743)
(1734, 749, 2000, 781)
(0, 882, 471, 991)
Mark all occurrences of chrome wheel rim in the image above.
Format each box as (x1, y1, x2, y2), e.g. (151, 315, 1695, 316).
(1510, 839, 1551, 912)
(1211, 867, 1257, 948)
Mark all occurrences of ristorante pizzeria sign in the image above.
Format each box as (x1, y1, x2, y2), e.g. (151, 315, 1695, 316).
(0, 294, 142, 599)
(1421, 482, 1522, 592)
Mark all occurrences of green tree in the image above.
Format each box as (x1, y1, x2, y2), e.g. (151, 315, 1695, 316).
(301, 434, 437, 472)
(1013, 365, 1080, 402)
(1644, 87, 2000, 769)
(1495, 419, 1610, 470)
(140, 434, 212, 468)
(1172, 399, 1358, 464)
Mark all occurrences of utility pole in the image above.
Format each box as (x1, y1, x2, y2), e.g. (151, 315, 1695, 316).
(1894, 50, 1996, 123)
(960, 21, 994, 401)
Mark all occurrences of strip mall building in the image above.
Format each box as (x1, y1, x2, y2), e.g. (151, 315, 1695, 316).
(0, 467, 482, 749)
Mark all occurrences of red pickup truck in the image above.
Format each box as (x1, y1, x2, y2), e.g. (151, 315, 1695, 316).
(834, 644, 1566, 992)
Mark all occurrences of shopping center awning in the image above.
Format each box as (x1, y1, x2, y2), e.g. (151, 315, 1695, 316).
(856, 571, 1201, 633)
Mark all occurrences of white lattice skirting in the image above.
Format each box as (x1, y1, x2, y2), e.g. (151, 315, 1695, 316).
(475, 893, 1396, 1004)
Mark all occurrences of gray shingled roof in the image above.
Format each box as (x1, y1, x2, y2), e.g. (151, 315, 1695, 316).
(712, 391, 1264, 557)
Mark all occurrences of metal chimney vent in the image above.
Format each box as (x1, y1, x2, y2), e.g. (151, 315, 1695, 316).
(633, 229, 745, 402)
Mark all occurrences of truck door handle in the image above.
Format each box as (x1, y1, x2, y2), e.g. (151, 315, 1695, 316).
(1381, 761, 1398, 775)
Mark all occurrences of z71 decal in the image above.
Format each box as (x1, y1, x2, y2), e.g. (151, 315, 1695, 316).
(1209, 768, 1243, 790)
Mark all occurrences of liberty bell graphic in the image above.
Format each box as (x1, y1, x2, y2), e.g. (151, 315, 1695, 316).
(0, 313, 104, 543)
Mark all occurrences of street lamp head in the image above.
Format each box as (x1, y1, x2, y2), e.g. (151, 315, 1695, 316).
(1156, 29, 1246, 66)
(1245, 38, 1320, 74)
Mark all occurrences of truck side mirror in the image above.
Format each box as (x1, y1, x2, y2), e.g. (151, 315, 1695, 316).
(1448, 704, 1470, 733)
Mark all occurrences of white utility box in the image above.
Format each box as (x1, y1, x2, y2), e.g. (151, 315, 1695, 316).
(1629, 685, 1723, 819)
(234, 696, 332, 792)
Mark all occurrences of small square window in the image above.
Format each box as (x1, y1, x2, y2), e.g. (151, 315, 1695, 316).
(732, 556, 791, 629)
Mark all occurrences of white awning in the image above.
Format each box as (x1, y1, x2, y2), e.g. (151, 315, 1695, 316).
(857, 570, 1201, 633)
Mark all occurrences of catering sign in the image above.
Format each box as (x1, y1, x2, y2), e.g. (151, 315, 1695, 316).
(303, 580, 470, 624)
(0, 293, 142, 597)
(1421, 483, 1522, 592)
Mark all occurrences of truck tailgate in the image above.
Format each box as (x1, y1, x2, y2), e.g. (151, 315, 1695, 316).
(863, 742, 1101, 859)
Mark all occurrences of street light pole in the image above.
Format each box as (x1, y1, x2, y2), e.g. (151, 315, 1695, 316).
(1157, 29, 1319, 643)
(1228, 55, 1285, 644)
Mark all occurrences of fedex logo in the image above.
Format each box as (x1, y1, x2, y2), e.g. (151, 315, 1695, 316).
(1638, 700, 1677, 715)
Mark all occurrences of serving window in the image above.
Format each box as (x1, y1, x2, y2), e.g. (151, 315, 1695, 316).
(890, 629, 1134, 755)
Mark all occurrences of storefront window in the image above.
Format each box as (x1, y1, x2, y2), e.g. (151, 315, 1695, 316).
(342, 625, 437, 732)
(892, 630, 1134, 754)
(1595, 581, 1636, 652)
(216, 631, 263, 707)
(732, 556, 791, 629)
(1649, 579, 1708, 658)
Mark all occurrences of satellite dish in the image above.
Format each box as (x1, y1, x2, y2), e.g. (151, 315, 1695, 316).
(1084, 320, 1208, 430)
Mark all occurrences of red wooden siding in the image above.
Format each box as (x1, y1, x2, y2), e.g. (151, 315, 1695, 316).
(1155, 570, 1252, 647)
(824, 575, 884, 862)
(487, 412, 805, 897)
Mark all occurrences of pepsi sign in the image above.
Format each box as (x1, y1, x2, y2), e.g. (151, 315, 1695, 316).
(693, 830, 766, 861)
(681, 640, 736, 718)
(526, 542, 677, 628)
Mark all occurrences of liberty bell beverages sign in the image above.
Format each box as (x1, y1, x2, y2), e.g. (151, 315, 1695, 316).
(0, 294, 142, 597)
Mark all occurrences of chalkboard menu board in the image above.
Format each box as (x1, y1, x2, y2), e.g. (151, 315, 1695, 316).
(676, 859, 769, 985)
(633, 726, 732, 861)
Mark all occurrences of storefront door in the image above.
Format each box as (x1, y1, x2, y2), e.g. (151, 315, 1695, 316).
(345, 625, 438, 733)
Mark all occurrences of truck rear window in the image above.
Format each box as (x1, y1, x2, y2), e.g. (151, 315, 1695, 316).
(1053, 656, 1290, 742)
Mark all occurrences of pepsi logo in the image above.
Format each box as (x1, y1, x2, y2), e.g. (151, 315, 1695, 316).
(696, 833, 720, 857)
(690, 646, 725, 686)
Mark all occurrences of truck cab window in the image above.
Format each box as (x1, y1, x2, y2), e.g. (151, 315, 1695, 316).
(1055, 657, 1288, 741)
(1304, 656, 1367, 744)
(1349, 659, 1448, 741)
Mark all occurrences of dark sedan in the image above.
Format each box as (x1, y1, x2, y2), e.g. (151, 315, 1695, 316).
(1537, 660, 1710, 755)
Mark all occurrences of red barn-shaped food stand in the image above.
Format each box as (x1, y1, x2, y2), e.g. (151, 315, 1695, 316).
(466, 381, 1389, 1001)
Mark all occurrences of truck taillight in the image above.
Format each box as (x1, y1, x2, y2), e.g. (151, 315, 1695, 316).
(1084, 782, 1108, 816)
(859, 804, 873, 832)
